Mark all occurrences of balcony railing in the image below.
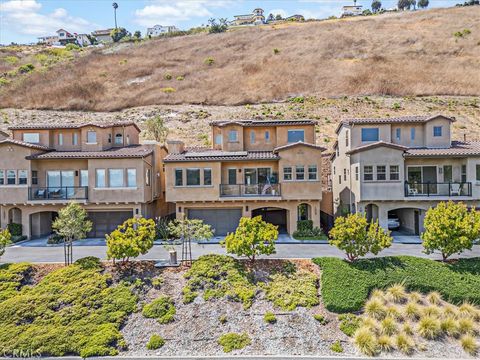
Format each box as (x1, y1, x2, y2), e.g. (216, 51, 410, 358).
(220, 183, 281, 197)
(28, 187, 88, 201)
(404, 182, 472, 197)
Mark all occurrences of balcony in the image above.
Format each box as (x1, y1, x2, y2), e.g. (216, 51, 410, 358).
(28, 187, 88, 201)
(220, 183, 281, 197)
(404, 182, 472, 197)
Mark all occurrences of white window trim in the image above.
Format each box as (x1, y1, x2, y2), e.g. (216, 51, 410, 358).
(283, 166, 293, 181)
(308, 165, 318, 181)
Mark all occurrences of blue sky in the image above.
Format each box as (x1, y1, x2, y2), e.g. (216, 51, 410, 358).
(0, 0, 461, 44)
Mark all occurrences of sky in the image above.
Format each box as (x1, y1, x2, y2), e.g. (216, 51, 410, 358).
(0, 0, 463, 44)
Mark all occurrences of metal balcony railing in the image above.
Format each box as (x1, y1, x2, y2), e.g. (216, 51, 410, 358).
(220, 183, 281, 197)
(404, 182, 472, 197)
(28, 186, 88, 201)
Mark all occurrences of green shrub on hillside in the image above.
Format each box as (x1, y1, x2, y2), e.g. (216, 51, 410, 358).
(0, 262, 137, 357)
(17, 63, 35, 74)
(146, 334, 165, 350)
(314, 256, 480, 313)
(218, 332, 251, 353)
(0, 263, 33, 302)
(142, 296, 176, 324)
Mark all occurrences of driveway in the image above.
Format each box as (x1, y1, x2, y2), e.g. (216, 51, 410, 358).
(391, 231, 422, 244)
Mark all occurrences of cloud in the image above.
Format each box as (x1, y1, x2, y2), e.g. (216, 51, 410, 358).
(134, 0, 233, 27)
(267, 8, 289, 18)
(1, 0, 97, 38)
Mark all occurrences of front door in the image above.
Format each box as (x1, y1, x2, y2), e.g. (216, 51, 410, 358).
(422, 166, 437, 194)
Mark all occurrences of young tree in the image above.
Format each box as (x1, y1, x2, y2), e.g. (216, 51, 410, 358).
(144, 115, 169, 144)
(52, 202, 92, 265)
(372, 0, 382, 12)
(398, 0, 412, 9)
(418, 0, 429, 8)
(422, 201, 480, 261)
(168, 218, 213, 265)
(275, 14, 283, 20)
(0, 228, 11, 258)
(134, 30, 142, 38)
(329, 213, 392, 262)
(267, 13, 275, 22)
(222, 216, 278, 264)
(410, 0, 417, 9)
(110, 27, 130, 42)
(106, 217, 156, 264)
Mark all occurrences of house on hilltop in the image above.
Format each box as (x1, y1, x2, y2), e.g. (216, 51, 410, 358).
(91, 29, 114, 43)
(231, 8, 265, 26)
(342, 0, 364, 17)
(146, 25, 179, 37)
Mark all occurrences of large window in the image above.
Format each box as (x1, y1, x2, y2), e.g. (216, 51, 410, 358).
(73, 133, 79, 146)
(361, 128, 379, 142)
(23, 133, 40, 143)
(376, 165, 386, 181)
(363, 166, 373, 181)
(215, 134, 222, 145)
(175, 169, 183, 186)
(296, 166, 305, 180)
(115, 133, 123, 145)
(87, 131, 97, 143)
(390, 165, 399, 180)
(58, 133, 63, 146)
(287, 130, 305, 143)
(0, 170, 4, 185)
(109, 169, 124, 187)
(203, 168, 212, 186)
(283, 166, 292, 181)
(127, 169, 137, 187)
(228, 130, 238, 142)
(433, 126, 442, 137)
(186, 169, 200, 186)
(308, 165, 317, 180)
(18, 170, 27, 185)
(96, 169, 106, 188)
(228, 168, 236, 185)
(7, 170, 16, 185)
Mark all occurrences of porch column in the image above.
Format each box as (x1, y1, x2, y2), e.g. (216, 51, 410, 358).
(21, 208, 31, 239)
(378, 205, 389, 231)
(288, 207, 296, 235)
(311, 201, 321, 229)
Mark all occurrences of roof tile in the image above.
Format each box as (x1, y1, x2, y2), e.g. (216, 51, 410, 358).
(25, 145, 153, 160)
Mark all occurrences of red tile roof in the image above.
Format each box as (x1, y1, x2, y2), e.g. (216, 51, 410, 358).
(164, 148, 279, 162)
(9, 121, 140, 132)
(0, 138, 51, 151)
(210, 119, 316, 127)
(405, 141, 480, 157)
(25, 145, 153, 160)
(274, 141, 327, 153)
(346, 141, 409, 155)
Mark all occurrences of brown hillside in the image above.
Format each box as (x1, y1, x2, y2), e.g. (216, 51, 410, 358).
(1, 7, 480, 111)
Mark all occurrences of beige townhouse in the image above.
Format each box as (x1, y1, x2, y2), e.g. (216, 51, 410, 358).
(164, 120, 326, 236)
(0, 121, 170, 239)
(332, 114, 480, 235)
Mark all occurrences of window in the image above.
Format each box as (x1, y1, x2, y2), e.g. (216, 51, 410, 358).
(87, 131, 97, 143)
(476, 165, 480, 181)
(390, 165, 399, 181)
(115, 133, 123, 145)
(215, 134, 222, 145)
(250, 131, 255, 144)
(23, 133, 40, 143)
(127, 169, 137, 188)
(411, 127, 416, 140)
(343, 168, 347, 181)
(108, 169, 124, 187)
(228, 130, 238, 142)
(364, 166, 373, 181)
(338, 175, 342, 184)
(146, 169, 151, 186)
(361, 128, 379, 142)
(18, 170, 27, 185)
(31, 170, 38, 185)
(336, 147, 339, 157)
(355, 166, 359, 181)
(108, 134, 112, 143)
(462, 165, 467, 183)
(73, 133, 79, 146)
(287, 130, 305, 143)
(175, 169, 183, 186)
(0, 170, 4, 185)
(296, 166, 305, 180)
(96, 169, 106, 188)
(265, 131, 270, 142)
(376, 165, 386, 181)
(395, 128, 401, 140)
(433, 126, 442, 137)
(7, 170, 15, 185)
(186, 169, 200, 186)
(308, 165, 317, 180)
(203, 168, 212, 186)
(228, 168, 236, 185)
(283, 167, 293, 181)
(345, 130, 349, 146)
(58, 133, 63, 146)
(80, 170, 88, 187)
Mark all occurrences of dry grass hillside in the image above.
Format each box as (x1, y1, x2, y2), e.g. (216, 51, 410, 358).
(1, 6, 479, 111)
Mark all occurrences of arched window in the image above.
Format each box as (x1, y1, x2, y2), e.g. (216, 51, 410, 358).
(297, 203, 311, 221)
(115, 133, 123, 145)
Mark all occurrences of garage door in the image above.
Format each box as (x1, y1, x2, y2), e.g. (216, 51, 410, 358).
(188, 208, 242, 236)
(87, 211, 133, 238)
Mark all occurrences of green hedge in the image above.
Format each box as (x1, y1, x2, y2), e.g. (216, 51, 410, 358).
(313, 256, 480, 313)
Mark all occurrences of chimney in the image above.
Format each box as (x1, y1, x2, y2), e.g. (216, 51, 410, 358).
(167, 140, 185, 154)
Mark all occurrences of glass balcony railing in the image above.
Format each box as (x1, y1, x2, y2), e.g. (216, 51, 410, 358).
(219, 183, 281, 197)
(404, 182, 472, 197)
(28, 187, 88, 201)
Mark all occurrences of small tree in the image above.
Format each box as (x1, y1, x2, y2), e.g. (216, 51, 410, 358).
(52, 202, 92, 265)
(421, 201, 480, 261)
(208, 18, 228, 33)
(398, 0, 412, 9)
(372, 0, 382, 12)
(134, 30, 141, 38)
(329, 213, 392, 262)
(418, 0, 429, 8)
(106, 217, 156, 264)
(0, 228, 11, 258)
(168, 217, 213, 266)
(110, 27, 129, 42)
(222, 216, 278, 264)
(275, 14, 283, 20)
(144, 115, 169, 144)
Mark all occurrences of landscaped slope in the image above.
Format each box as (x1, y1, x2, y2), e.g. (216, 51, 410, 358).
(1, 6, 479, 111)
